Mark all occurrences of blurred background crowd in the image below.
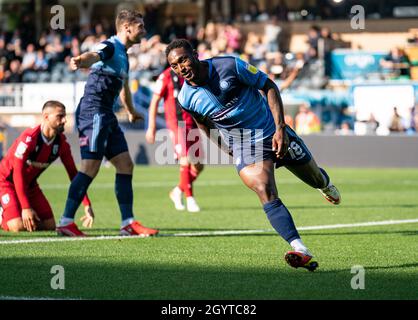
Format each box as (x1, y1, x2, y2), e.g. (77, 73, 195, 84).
(1, 0, 418, 139)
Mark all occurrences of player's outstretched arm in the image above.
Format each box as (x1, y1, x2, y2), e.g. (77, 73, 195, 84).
(146, 93, 162, 144)
(70, 52, 100, 71)
(120, 80, 144, 123)
(262, 78, 289, 159)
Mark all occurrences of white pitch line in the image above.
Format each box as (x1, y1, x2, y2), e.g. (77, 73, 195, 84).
(1, 218, 418, 245)
(0, 296, 82, 300)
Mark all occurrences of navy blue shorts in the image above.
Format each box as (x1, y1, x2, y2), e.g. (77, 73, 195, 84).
(234, 126, 312, 173)
(77, 111, 129, 161)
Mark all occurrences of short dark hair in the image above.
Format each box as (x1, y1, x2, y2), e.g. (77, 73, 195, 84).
(42, 100, 65, 112)
(165, 39, 194, 58)
(116, 9, 143, 32)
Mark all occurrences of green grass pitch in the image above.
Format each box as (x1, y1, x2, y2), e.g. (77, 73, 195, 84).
(0, 166, 417, 300)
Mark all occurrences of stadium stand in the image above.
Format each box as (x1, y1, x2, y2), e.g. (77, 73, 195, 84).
(1, 0, 418, 136)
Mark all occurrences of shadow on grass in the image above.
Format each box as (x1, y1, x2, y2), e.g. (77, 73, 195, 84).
(0, 256, 417, 300)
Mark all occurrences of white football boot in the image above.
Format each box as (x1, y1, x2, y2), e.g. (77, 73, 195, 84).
(186, 196, 200, 213)
(318, 184, 341, 205)
(169, 187, 185, 211)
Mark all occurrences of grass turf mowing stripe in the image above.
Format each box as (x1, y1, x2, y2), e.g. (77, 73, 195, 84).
(0, 296, 82, 300)
(1, 218, 417, 245)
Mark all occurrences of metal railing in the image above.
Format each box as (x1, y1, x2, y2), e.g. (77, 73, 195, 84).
(0, 84, 23, 108)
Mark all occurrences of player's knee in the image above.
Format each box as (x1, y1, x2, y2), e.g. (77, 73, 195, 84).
(7, 219, 25, 232)
(192, 163, 204, 173)
(179, 157, 189, 166)
(123, 159, 134, 173)
(251, 183, 277, 201)
(80, 161, 101, 178)
(40, 218, 56, 231)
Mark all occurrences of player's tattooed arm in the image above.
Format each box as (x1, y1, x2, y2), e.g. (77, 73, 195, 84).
(262, 78, 289, 159)
(120, 80, 143, 123)
(70, 52, 100, 70)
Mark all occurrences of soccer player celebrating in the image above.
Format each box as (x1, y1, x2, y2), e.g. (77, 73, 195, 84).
(0, 101, 94, 232)
(165, 39, 341, 271)
(56, 10, 158, 237)
(146, 67, 204, 212)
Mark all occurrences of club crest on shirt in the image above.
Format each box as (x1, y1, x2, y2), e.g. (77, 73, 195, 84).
(53, 144, 59, 155)
(14, 141, 28, 159)
(1, 194, 10, 205)
(220, 80, 230, 90)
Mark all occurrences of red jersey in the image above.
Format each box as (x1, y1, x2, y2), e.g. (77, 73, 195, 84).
(153, 67, 195, 131)
(0, 125, 90, 209)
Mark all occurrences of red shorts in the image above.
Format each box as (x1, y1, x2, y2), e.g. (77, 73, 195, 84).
(167, 123, 204, 163)
(0, 181, 53, 231)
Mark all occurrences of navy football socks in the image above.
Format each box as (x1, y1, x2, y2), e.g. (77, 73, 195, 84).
(62, 172, 93, 219)
(319, 167, 330, 188)
(115, 173, 134, 222)
(263, 198, 300, 243)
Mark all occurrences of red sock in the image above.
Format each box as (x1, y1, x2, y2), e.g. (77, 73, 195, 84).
(189, 167, 199, 183)
(179, 165, 192, 197)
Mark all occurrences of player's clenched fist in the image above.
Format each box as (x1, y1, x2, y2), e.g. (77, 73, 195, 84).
(70, 56, 82, 71)
(128, 110, 144, 123)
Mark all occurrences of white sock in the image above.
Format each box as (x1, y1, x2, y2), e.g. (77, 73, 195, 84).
(121, 218, 134, 228)
(59, 217, 74, 226)
(290, 239, 310, 254)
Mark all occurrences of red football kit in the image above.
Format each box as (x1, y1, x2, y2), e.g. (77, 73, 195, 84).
(0, 125, 90, 230)
(154, 67, 202, 160)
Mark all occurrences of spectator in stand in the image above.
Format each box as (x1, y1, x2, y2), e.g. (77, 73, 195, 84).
(295, 103, 321, 135)
(407, 29, 418, 44)
(265, 16, 281, 53)
(389, 107, 405, 133)
(203, 22, 217, 44)
(335, 122, 354, 135)
(34, 49, 49, 71)
(407, 107, 418, 134)
(274, 0, 289, 21)
(307, 25, 321, 52)
(184, 16, 198, 47)
(380, 47, 411, 78)
(3, 59, 22, 83)
(162, 17, 184, 43)
(143, 4, 159, 38)
(285, 114, 294, 129)
(21, 43, 36, 71)
(77, 0, 94, 30)
(224, 24, 242, 53)
(406, 106, 417, 134)
(0, 63, 5, 82)
(246, 2, 261, 22)
(0, 38, 9, 60)
(367, 113, 379, 133)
